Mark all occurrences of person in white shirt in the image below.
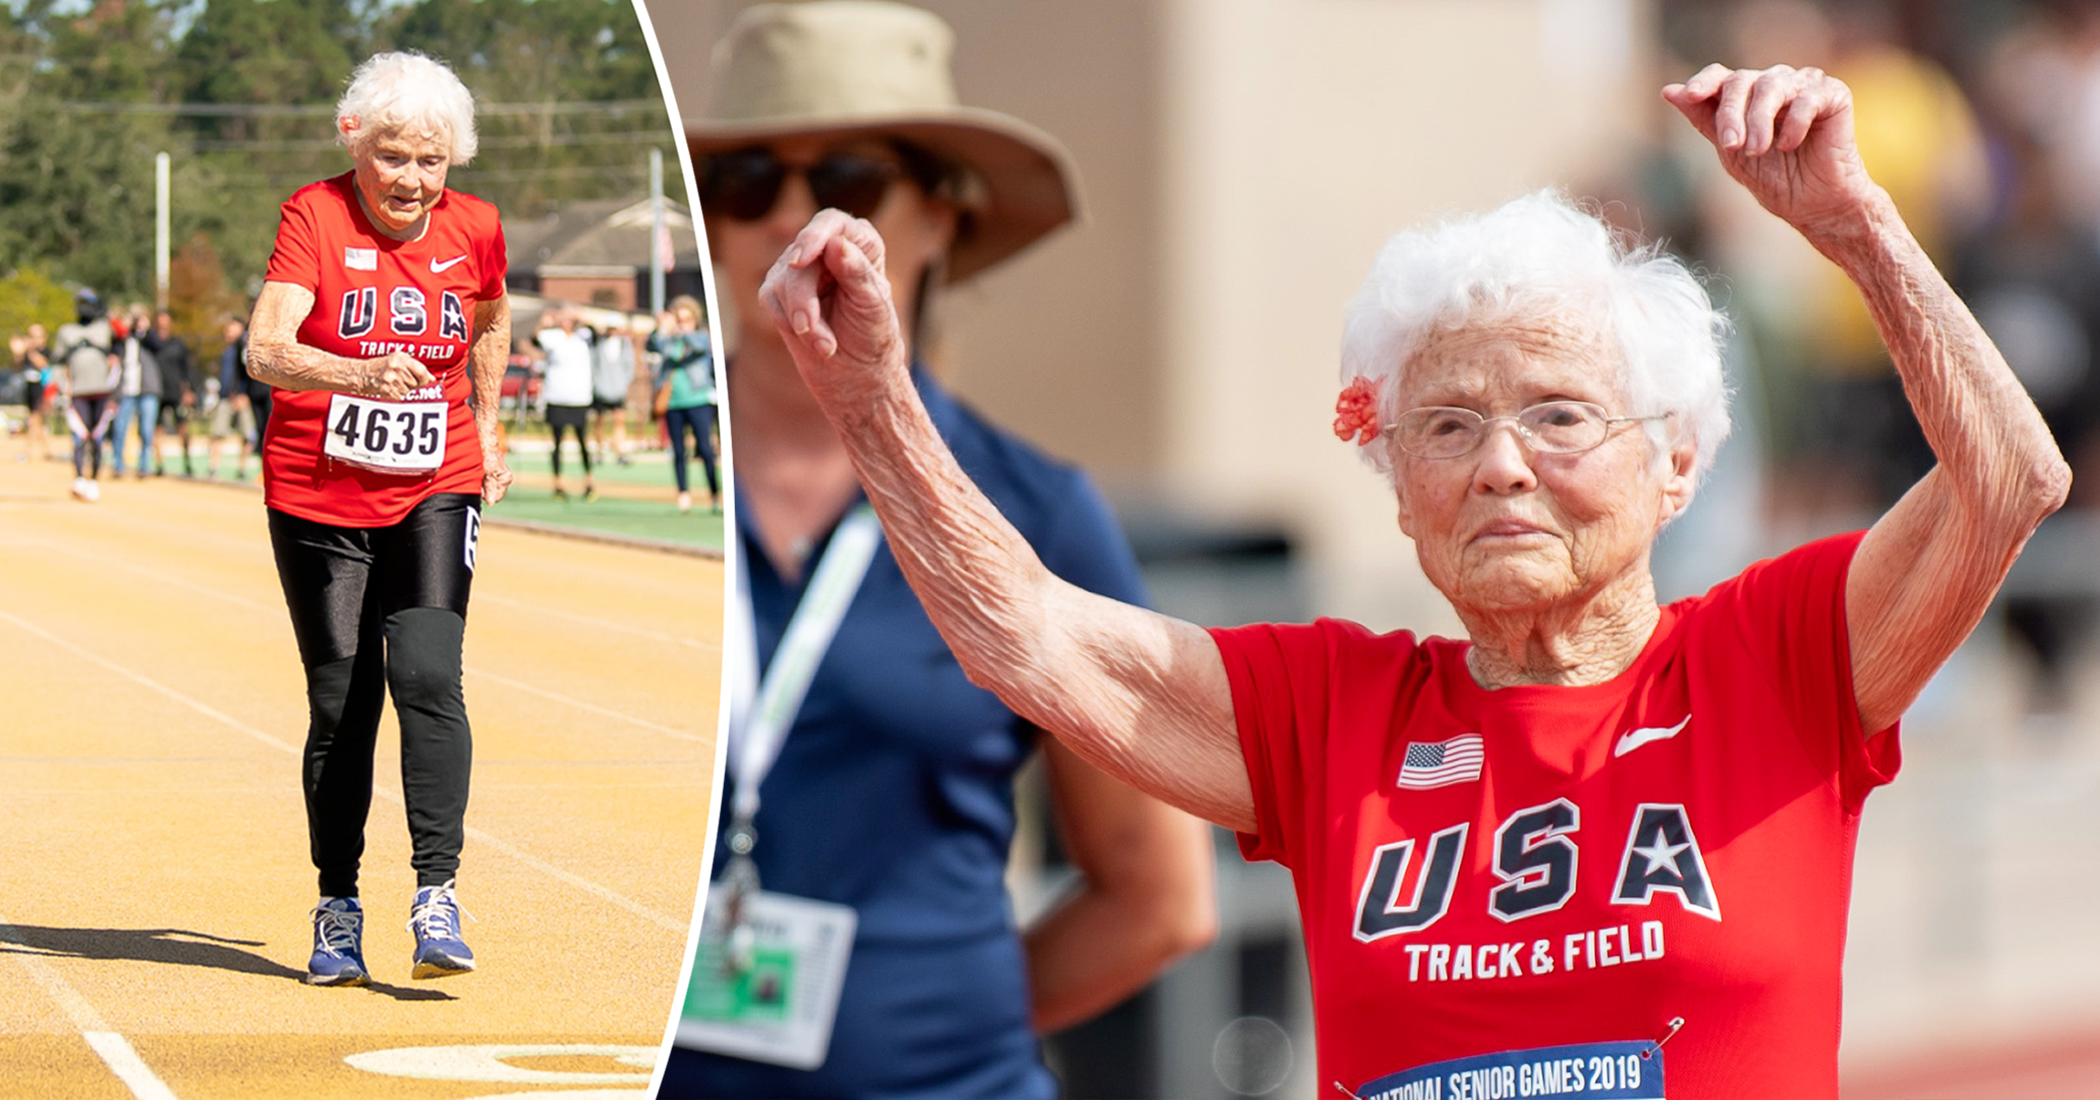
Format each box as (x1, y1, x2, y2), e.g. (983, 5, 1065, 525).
(534, 302, 596, 501)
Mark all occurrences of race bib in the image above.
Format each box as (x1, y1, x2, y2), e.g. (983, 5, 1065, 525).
(676, 887, 855, 1070)
(324, 392, 447, 473)
(1355, 1041, 1663, 1100)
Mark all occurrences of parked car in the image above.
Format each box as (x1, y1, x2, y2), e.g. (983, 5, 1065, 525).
(500, 353, 542, 426)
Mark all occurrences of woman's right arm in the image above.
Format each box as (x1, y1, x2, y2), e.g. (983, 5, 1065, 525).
(247, 279, 433, 399)
(762, 212, 1255, 832)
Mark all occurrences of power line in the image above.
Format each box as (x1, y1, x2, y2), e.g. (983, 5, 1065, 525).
(180, 130, 676, 153)
(58, 98, 666, 117)
(216, 164, 664, 186)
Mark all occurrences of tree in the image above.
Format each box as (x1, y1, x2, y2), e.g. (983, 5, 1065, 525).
(0, 0, 680, 304)
(167, 233, 245, 353)
(0, 265, 79, 341)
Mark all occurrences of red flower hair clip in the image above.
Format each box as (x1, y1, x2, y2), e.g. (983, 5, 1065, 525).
(1333, 376, 1381, 446)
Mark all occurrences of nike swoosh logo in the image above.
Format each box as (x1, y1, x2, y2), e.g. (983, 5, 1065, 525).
(430, 255, 467, 273)
(1613, 716, 1691, 757)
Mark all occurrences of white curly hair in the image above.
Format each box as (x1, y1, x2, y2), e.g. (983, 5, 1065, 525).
(1339, 189, 1731, 494)
(335, 51, 479, 165)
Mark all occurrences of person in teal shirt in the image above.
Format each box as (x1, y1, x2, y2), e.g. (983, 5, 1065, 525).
(650, 294, 718, 513)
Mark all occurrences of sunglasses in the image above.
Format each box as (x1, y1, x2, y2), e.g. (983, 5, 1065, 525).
(699, 148, 911, 222)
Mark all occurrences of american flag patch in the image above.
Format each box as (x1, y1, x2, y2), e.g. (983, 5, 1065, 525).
(345, 247, 377, 270)
(1397, 734, 1484, 790)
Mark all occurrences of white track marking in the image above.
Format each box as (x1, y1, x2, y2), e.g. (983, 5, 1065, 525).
(0, 608, 300, 755)
(2, 532, 713, 654)
(465, 668, 708, 743)
(0, 608, 688, 933)
(82, 1033, 181, 1100)
(475, 592, 717, 651)
(346, 1043, 657, 1083)
(461, 823, 686, 930)
(3, 539, 702, 739)
(2, 913, 181, 1100)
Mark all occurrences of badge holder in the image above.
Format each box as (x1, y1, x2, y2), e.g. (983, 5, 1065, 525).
(677, 818, 857, 1070)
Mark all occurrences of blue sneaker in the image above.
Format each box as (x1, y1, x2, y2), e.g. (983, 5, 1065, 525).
(307, 897, 370, 987)
(408, 880, 475, 979)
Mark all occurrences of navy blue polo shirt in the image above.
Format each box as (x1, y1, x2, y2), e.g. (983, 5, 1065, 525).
(665, 371, 1148, 1100)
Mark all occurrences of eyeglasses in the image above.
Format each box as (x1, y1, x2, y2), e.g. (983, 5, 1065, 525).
(699, 148, 908, 222)
(1386, 400, 1669, 459)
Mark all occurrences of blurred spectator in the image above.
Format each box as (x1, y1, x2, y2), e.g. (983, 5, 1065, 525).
(650, 295, 718, 514)
(53, 287, 117, 501)
(110, 303, 164, 480)
(14, 322, 51, 463)
(592, 316, 639, 468)
(1710, 0, 1990, 522)
(1957, 11, 2100, 724)
(142, 309, 198, 477)
(661, 5, 1213, 1097)
(535, 302, 597, 502)
(208, 316, 257, 480)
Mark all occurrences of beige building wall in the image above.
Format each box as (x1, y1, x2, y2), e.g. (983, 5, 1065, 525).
(649, 0, 1652, 626)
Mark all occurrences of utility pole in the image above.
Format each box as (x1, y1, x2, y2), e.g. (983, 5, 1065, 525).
(649, 146, 666, 317)
(155, 151, 170, 311)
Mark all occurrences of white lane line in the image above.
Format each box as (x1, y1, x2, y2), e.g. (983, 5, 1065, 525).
(0, 608, 689, 933)
(82, 1033, 181, 1100)
(476, 593, 717, 652)
(2, 541, 699, 739)
(0, 608, 300, 756)
(465, 668, 708, 743)
(1, 913, 182, 1100)
(461, 822, 687, 931)
(5, 532, 714, 655)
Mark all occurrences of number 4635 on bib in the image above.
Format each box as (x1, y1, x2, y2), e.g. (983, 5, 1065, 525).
(325, 392, 447, 474)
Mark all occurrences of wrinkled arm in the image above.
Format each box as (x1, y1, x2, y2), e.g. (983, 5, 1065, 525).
(762, 211, 1255, 831)
(247, 280, 433, 399)
(469, 296, 513, 503)
(1818, 196, 2069, 732)
(1025, 736, 1216, 1032)
(1668, 64, 2070, 734)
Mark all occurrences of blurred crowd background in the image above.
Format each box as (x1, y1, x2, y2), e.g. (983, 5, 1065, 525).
(655, 0, 2100, 1096)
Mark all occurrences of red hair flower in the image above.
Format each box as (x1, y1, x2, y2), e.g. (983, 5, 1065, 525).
(1333, 376, 1381, 446)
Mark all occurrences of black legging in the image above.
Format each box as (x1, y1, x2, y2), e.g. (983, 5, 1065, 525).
(70, 394, 114, 478)
(270, 493, 480, 897)
(665, 404, 719, 496)
(547, 403, 592, 481)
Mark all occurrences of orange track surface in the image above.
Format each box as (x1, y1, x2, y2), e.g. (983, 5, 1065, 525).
(0, 456, 721, 1099)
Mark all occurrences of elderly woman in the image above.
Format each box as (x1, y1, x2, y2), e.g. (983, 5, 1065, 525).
(760, 65, 2068, 1097)
(247, 50, 511, 988)
(661, 3, 1213, 1098)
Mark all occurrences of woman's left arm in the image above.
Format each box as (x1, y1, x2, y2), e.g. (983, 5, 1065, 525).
(1025, 735, 1216, 1033)
(1668, 65, 2071, 733)
(470, 295, 513, 504)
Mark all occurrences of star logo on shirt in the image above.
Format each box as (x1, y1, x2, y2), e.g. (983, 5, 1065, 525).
(1630, 836, 1692, 877)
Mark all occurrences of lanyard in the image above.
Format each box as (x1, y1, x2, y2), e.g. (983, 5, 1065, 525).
(723, 503, 884, 856)
(715, 504, 882, 974)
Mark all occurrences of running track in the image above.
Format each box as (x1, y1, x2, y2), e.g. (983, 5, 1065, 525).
(0, 457, 720, 1098)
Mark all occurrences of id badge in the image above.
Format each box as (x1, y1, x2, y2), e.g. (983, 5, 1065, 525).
(323, 392, 447, 473)
(676, 887, 856, 1070)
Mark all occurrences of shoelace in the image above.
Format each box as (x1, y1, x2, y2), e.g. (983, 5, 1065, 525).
(310, 904, 361, 957)
(407, 885, 474, 942)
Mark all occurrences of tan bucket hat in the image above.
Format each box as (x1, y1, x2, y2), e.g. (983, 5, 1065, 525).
(684, 0, 1080, 282)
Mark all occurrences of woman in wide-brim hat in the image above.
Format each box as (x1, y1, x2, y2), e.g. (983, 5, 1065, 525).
(660, 4, 1214, 1098)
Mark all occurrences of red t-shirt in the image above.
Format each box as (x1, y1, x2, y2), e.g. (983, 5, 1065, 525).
(261, 172, 505, 527)
(1210, 532, 1900, 1100)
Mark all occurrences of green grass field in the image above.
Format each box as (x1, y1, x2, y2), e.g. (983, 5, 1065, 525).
(489, 438, 726, 553)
